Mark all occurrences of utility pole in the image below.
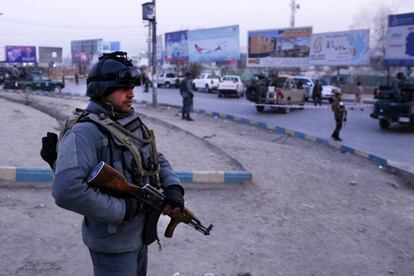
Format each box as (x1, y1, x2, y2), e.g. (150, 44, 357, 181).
(290, 0, 300, 28)
(151, 0, 158, 107)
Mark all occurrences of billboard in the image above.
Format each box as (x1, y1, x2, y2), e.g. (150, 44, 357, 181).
(247, 27, 312, 68)
(156, 35, 163, 65)
(385, 12, 414, 66)
(188, 25, 240, 63)
(165, 30, 188, 62)
(39, 47, 63, 63)
(5, 46, 36, 63)
(98, 41, 121, 53)
(309, 29, 370, 66)
(71, 39, 102, 65)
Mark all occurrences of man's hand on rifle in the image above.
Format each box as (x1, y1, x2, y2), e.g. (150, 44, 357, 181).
(162, 185, 184, 216)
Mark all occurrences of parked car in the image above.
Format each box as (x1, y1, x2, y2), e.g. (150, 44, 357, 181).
(192, 73, 220, 93)
(370, 84, 414, 129)
(157, 72, 182, 88)
(293, 76, 341, 103)
(217, 75, 245, 98)
(3, 71, 65, 93)
(246, 74, 307, 113)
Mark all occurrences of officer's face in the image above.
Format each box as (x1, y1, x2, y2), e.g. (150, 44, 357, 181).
(106, 87, 134, 113)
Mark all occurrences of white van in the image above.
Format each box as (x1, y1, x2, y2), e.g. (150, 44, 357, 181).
(294, 76, 341, 103)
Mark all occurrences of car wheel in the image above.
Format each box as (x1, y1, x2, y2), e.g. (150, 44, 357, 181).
(379, 119, 390, 130)
(218, 92, 222, 98)
(192, 84, 197, 91)
(54, 86, 62, 93)
(165, 82, 171, 88)
(255, 105, 264, 112)
(328, 98, 333, 104)
(205, 85, 211, 93)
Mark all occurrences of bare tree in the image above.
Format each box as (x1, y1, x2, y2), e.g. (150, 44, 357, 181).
(350, 4, 394, 70)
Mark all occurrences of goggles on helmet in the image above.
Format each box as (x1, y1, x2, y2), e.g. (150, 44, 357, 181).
(87, 67, 141, 85)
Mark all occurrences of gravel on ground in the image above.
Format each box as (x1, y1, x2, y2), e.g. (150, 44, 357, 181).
(0, 91, 413, 276)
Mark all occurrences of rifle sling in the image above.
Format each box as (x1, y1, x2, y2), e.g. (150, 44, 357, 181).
(86, 113, 161, 183)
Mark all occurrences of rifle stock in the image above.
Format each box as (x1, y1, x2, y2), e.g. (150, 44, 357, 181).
(87, 162, 213, 237)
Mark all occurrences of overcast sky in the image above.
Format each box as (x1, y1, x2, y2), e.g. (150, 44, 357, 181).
(0, 0, 413, 59)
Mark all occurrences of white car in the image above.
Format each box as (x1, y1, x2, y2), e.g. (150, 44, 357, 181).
(157, 72, 182, 88)
(217, 75, 245, 98)
(192, 73, 220, 93)
(293, 76, 341, 103)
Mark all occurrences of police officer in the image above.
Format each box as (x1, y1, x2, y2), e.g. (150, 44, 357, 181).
(331, 90, 347, 141)
(180, 72, 194, 121)
(392, 72, 407, 102)
(52, 52, 184, 276)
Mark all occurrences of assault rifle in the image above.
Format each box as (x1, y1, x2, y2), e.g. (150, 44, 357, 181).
(87, 161, 213, 238)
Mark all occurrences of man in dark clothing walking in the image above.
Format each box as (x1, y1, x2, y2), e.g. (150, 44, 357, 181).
(331, 91, 347, 141)
(312, 80, 322, 106)
(180, 72, 194, 121)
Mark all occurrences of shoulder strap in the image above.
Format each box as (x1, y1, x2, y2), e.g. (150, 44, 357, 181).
(86, 113, 161, 187)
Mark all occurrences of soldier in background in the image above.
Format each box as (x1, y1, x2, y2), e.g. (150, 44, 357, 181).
(331, 91, 347, 141)
(312, 80, 322, 106)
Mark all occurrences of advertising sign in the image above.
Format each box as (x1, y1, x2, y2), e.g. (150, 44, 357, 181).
(39, 47, 63, 63)
(247, 27, 312, 68)
(309, 29, 370, 66)
(5, 46, 36, 63)
(72, 52, 91, 65)
(71, 39, 102, 65)
(385, 12, 414, 66)
(165, 30, 189, 62)
(0, 47, 4, 62)
(156, 35, 163, 65)
(188, 25, 240, 63)
(98, 41, 121, 53)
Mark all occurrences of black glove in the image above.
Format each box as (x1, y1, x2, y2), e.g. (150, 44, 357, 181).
(40, 132, 58, 170)
(163, 185, 185, 209)
(124, 197, 142, 221)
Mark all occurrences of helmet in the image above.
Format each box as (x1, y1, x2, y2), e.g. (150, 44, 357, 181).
(86, 51, 141, 98)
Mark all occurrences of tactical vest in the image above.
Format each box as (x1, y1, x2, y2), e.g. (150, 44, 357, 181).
(60, 108, 161, 188)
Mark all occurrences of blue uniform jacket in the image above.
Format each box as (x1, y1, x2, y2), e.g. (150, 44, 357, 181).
(52, 100, 181, 253)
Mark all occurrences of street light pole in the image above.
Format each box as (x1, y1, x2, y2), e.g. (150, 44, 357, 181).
(151, 0, 158, 107)
(290, 0, 300, 28)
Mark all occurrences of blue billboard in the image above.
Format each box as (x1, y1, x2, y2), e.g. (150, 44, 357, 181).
(5, 46, 36, 63)
(165, 30, 188, 62)
(188, 25, 240, 63)
(385, 13, 414, 66)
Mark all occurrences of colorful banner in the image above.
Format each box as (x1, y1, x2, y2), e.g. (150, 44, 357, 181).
(165, 30, 188, 62)
(39, 47, 63, 63)
(385, 12, 414, 66)
(188, 25, 240, 63)
(247, 27, 312, 68)
(5, 46, 36, 63)
(98, 41, 121, 53)
(309, 29, 370, 66)
(156, 35, 163, 65)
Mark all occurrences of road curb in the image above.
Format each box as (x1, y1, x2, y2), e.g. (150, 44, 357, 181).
(0, 91, 252, 185)
(0, 166, 252, 185)
(169, 103, 413, 187)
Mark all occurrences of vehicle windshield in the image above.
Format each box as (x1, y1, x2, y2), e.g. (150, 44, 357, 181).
(222, 76, 237, 81)
(313, 79, 328, 86)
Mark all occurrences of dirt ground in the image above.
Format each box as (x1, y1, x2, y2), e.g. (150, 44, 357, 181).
(1, 91, 414, 276)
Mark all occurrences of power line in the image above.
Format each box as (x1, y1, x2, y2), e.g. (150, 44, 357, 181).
(0, 17, 141, 30)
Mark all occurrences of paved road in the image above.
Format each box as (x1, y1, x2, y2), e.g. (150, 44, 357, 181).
(64, 80, 413, 169)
